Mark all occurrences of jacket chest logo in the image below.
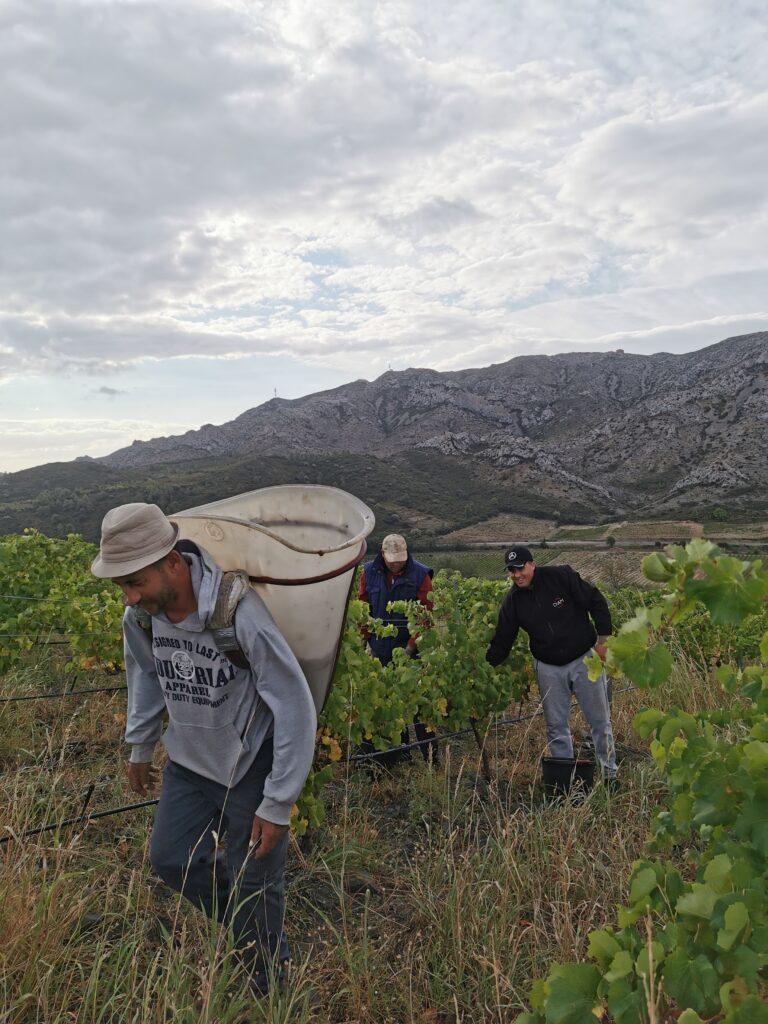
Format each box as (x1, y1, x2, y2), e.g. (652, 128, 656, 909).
(552, 597, 565, 609)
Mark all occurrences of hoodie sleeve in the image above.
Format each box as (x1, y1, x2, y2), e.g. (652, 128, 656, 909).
(234, 593, 317, 826)
(564, 567, 613, 636)
(122, 608, 167, 763)
(486, 591, 520, 666)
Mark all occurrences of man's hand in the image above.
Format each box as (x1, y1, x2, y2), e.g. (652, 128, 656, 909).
(250, 814, 289, 858)
(126, 761, 159, 797)
(594, 641, 608, 662)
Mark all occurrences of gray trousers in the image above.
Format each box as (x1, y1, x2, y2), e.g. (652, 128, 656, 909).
(149, 737, 289, 971)
(535, 652, 618, 777)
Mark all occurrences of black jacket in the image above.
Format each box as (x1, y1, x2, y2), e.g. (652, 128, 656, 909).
(486, 564, 612, 668)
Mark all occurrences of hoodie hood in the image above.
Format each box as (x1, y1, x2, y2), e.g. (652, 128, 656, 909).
(184, 540, 223, 628)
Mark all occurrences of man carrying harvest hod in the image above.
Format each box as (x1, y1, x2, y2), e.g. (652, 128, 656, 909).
(91, 502, 316, 997)
(486, 546, 618, 784)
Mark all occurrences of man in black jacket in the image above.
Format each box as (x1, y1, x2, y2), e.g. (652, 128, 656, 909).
(486, 546, 617, 780)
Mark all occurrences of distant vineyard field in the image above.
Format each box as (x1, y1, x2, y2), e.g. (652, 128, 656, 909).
(439, 518, 711, 547)
(440, 513, 557, 544)
(419, 547, 559, 579)
(544, 548, 656, 588)
(421, 546, 654, 588)
(550, 525, 608, 540)
(705, 520, 768, 538)
(606, 519, 704, 540)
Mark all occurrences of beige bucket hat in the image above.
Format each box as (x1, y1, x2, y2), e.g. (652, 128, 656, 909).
(91, 503, 179, 578)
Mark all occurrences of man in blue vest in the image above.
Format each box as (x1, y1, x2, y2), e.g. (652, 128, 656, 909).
(358, 533, 438, 765)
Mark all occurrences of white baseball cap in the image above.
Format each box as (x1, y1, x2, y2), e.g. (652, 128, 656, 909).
(381, 534, 408, 558)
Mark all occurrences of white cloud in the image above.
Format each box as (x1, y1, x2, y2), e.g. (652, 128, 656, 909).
(0, 416, 192, 472)
(1, 0, 767, 468)
(559, 94, 768, 253)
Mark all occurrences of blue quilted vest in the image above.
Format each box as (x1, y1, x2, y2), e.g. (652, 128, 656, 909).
(364, 553, 433, 665)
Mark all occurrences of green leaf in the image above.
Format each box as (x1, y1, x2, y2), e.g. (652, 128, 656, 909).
(530, 978, 549, 1011)
(658, 922, 680, 953)
(731, 944, 761, 987)
(678, 1012, 703, 1024)
(720, 978, 748, 1015)
(692, 764, 737, 827)
(634, 941, 665, 978)
(641, 552, 674, 582)
(686, 557, 768, 624)
(632, 708, 664, 739)
(605, 978, 645, 1024)
(750, 925, 768, 953)
(604, 950, 633, 983)
(587, 929, 620, 969)
(704, 854, 734, 893)
(629, 866, 658, 905)
(686, 538, 720, 562)
(610, 631, 672, 689)
(544, 964, 601, 1024)
(716, 663, 739, 691)
(676, 883, 718, 919)
(585, 649, 605, 682)
(743, 740, 768, 770)
(662, 951, 720, 1015)
(717, 901, 749, 951)
(658, 710, 697, 746)
(732, 996, 768, 1024)
(617, 905, 642, 928)
(620, 606, 663, 633)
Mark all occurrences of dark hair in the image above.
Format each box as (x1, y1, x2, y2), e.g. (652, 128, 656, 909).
(149, 543, 182, 571)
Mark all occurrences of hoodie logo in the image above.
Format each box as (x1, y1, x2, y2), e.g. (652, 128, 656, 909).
(552, 598, 565, 608)
(171, 650, 195, 680)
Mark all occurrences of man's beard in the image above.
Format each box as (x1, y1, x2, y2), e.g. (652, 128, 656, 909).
(137, 584, 177, 615)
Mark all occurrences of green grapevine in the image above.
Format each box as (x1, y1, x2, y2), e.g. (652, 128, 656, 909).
(0, 534, 531, 829)
(520, 541, 768, 1024)
(317, 573, 531, 759)
(0, 530, 123, 674)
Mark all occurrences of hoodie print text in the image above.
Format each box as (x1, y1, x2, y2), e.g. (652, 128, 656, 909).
(153, 634, 237, 709)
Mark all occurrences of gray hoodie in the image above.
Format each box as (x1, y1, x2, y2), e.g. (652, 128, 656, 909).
(122, 544, 317, 825)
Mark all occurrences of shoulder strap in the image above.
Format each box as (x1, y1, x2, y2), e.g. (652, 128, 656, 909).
(209, 570, 252, 671)
(132, 606, 153, 635)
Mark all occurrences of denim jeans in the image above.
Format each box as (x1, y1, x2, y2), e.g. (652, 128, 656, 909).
(535, 652, 618, 777)
(149, 737, 289, 970)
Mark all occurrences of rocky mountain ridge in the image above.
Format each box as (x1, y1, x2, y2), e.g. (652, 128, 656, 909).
(99, 332, 768, 516)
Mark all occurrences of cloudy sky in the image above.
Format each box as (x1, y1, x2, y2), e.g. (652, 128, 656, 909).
(2, 0, 767, 472)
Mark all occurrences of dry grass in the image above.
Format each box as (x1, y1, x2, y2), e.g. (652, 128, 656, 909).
(0, 653, 729, 1023)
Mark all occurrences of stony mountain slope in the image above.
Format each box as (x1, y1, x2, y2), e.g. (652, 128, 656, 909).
(100, 332, 768, 517)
